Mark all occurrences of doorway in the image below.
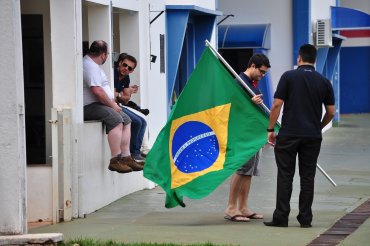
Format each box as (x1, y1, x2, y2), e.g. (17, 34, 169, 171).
(21, 14, 46, 164)
(219, 48, 253, 75)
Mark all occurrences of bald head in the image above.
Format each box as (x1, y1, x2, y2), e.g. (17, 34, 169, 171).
(88, 40, 108, 57)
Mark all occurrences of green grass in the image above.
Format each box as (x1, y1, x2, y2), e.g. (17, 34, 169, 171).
(59, 238, 232, 246)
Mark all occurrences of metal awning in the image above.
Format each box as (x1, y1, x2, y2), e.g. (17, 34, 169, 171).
(166, 5, 222, 111)
(218, 24, 271, 49)
(331, 6, 370, 30)
(331, 6, 370, 38)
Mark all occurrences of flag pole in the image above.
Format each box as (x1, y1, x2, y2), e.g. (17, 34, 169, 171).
(205, 40, 337, 187)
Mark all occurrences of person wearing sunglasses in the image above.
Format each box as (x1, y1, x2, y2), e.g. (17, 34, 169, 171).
(224, 54, 271, 222)
(83, 41, 143, 173)
(114, 53, 148, 163)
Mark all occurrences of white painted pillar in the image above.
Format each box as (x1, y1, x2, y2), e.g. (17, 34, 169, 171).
(49, 0, 83, 222)
(119, 11, 140, 103)
(87, 3, 113, 82)
(138, 0, 150, 108)
(147, 1, 167, 147)
(0, 0, 27, 235)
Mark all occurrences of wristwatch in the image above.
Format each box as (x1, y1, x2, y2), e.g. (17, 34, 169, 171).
(267, 128, 274, 132)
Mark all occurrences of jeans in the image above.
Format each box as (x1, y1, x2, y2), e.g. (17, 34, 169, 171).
(122, 107, 147, 155)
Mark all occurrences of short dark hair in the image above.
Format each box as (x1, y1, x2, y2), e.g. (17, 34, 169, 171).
(115, 53, 137, 68)
(299, 44, 317, 63)
(88, 40, 108, 57)
(247, 54, 271, 68)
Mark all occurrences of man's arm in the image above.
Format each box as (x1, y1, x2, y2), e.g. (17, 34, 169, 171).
(90, 86, 121, 111)
(268, 98, 283, 129)
(268, 98, 284, 145)
(322, 105, 335, 129)
(117, 87, 132, 105)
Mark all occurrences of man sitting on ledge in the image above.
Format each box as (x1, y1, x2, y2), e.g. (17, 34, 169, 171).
(83, 40, 143, 173)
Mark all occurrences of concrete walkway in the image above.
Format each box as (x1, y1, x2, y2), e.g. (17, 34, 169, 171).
(30, 114, 370, 246)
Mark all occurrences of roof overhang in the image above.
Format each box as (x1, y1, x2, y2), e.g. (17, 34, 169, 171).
(218, 24, 271, 49)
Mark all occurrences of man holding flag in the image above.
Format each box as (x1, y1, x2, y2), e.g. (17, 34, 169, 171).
(224, 54, 271, 222)
(144, 46, 275, 209)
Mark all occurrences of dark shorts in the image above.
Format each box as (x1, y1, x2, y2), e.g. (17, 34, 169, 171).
(236, 150, 261, 176)
(84, 102, 131, 134)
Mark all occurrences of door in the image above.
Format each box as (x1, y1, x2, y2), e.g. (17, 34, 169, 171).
(22, 14, 46, 164)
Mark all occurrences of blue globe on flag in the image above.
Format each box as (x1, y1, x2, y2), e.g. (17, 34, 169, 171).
(171, 121, 219, 173)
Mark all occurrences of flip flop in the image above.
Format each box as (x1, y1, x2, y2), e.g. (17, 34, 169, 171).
(246, 212, 264, 219)
(224, 214, 250, 222)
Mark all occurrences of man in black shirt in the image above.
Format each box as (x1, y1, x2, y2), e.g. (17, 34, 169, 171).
(264, 44, 335, 228)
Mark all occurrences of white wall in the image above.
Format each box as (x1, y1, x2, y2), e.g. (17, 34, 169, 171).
(112, 0, 140, 11)
(119, 11, 141, 104)
(79, 122, 155, 216)
(311, 0, 336, 44)
(0, 0, 27, 234)
(148, 0, 167, 146)
(217, 0, 292, 89)
(27, 166, 53, 222)
(138, 0, 151, 110)
(311, 0, 336, 22)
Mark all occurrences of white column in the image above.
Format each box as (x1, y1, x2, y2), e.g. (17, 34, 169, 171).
(87, 3, 112, 82)
(0, 0, 27, 234)
(119, 10, 140, 103)
(138, 0, 150, 107)
(49, 0, 83, 222)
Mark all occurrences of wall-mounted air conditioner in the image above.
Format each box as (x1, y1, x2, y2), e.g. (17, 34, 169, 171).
(315, 19, 332, 47)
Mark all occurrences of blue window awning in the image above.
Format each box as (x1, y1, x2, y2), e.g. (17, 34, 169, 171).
(166, 5, 221, 112)
(218, 24, 271, 49)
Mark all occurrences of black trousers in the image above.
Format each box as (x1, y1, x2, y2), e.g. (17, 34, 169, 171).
(272, 135, 322, 225)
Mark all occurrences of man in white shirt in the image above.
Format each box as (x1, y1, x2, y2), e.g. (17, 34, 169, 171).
(83, 40, 143, 173)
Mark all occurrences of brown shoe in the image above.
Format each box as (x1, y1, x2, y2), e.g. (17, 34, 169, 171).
(120, 156, 143, 171)
(108, 157, 132, 173)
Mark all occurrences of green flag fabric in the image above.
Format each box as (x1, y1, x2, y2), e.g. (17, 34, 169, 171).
(144, 47, 271, 208)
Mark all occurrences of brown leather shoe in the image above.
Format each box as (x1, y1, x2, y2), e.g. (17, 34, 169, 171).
(120, 156, 143, 171)
(108, 157, 132, 173)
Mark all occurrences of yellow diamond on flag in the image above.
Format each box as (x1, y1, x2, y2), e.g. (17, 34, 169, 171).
(169, 103, 231, 188)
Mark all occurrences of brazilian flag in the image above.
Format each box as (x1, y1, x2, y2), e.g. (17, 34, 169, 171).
(144, 47, 273, 208)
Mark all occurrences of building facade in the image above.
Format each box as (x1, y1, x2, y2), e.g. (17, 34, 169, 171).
(0, 0, 219, 235)
(1, 0, 369, 235)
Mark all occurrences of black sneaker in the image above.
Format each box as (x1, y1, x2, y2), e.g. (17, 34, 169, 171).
(132, 154, 145, 162)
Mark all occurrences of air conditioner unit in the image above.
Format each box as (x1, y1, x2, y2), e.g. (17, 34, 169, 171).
(315, 19, 332, 47)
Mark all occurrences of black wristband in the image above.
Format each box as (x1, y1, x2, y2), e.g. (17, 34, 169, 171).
(267, 128, 274, 132)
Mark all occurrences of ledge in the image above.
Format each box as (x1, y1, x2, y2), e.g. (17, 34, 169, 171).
(0, 233, 63, 245)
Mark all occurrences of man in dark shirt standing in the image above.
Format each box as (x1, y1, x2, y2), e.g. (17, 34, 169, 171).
(264, 44, 335, 228)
